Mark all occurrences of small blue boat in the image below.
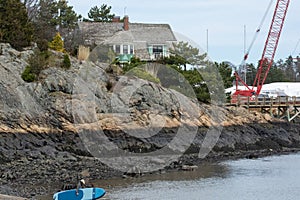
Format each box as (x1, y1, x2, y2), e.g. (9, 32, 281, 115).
(53, 187, 106, 200)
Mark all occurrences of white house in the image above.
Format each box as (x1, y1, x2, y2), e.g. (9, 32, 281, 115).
(78, 16, 177, 62)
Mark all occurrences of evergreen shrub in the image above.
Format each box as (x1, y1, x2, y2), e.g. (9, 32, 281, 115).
(61, 54, 71, 69)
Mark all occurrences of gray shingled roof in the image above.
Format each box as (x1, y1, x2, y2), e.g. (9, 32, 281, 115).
(78, 22, 124, 45)
(78, 22, 177, 46)
(126, 23, 177, 44)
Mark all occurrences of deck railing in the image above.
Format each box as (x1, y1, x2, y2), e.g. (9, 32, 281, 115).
(230, 95, 300, 107)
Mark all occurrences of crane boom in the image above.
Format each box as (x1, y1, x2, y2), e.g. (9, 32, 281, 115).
(253, 0, 290, 95)
(233, 0, 290, 97)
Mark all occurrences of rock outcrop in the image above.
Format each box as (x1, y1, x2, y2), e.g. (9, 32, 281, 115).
(0, 44, 299, 198)
(0, 43, 198, 134)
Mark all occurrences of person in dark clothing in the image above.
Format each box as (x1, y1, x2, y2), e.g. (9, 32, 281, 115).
(61, 179, 94, 191)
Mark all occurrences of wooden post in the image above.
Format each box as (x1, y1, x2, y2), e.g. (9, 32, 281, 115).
(270, 97, 273, 117)
(287, 108, 290, 121)
(247, 96, 250, 108)
(293, 96, 296, 107)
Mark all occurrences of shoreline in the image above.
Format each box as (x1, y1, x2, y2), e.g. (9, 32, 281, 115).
(2, 148, 299, 200)
(0, 120, 300, 199)
(0, 148, 300, 200)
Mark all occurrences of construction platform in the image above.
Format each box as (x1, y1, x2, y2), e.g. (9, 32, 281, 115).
(228, 96, 300, 122)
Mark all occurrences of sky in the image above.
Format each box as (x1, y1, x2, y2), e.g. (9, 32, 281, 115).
(68, 0, 300, 66)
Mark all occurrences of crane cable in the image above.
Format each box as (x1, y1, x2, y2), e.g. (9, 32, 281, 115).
(291, 38, 300, 56)
(241, 0, 274, 65)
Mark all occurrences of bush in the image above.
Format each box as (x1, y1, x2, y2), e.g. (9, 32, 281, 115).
(61, 54, 71, 69)
(37, 39, 49, 52)
(21, 50, 48, 82)
(21, 66, 36, 82)
(106, 64, 123, 75)
(27, 50, 47, 75)
(122, 57, 145, 72)
(49, 32, 65, 52)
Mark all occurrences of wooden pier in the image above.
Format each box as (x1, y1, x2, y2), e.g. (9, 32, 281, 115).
(229, 96, 300, 122)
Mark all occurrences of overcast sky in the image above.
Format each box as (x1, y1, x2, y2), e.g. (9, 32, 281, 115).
(68, 0, 300, 66)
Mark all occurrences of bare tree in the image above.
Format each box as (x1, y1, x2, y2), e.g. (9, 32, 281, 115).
(22, 0, 39, 20)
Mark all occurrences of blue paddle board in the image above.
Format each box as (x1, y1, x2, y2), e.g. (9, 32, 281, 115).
(53, 188, 106, 200)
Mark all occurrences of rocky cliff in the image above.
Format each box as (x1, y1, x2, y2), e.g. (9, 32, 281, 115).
(0, 43, 299, 198)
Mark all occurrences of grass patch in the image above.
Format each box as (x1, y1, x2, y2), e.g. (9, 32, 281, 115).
(78, 45, 90, 61)
(127, 67, 160, 84)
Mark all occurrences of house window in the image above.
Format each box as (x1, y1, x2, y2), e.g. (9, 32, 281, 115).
(130, 45, 134, 54)
(123, 45, 128, 54)
(114, 44, 134, 55)
(153, 45, 163, 58)
(153, 45, 163, 53)
(115, 45, 120, 54)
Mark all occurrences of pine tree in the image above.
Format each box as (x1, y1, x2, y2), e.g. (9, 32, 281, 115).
(87, 4, 115, 22)
(55, 0, 81, 30)
(170, 41, 207, 71)
(284, 56, 296, 81)
(0, 0, 33, 50)
(33, 0, 58, 42)
(33, 0, 81, 51)
(49, 32, 65, 52)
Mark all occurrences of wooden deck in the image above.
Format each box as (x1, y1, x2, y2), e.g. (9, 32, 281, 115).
(228, 96, 300, 122)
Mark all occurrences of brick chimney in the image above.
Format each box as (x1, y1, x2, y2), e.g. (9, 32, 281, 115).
(123, 15, 129, 31)
(112, 16, 120, 23)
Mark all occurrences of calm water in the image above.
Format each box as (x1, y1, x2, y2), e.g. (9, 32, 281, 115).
(100, 153, 300, 200)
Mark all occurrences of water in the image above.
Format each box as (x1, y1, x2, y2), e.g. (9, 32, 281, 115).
(102, 153, 300, 200)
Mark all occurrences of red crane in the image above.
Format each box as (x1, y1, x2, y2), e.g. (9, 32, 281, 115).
(232, 0, 290, 98)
